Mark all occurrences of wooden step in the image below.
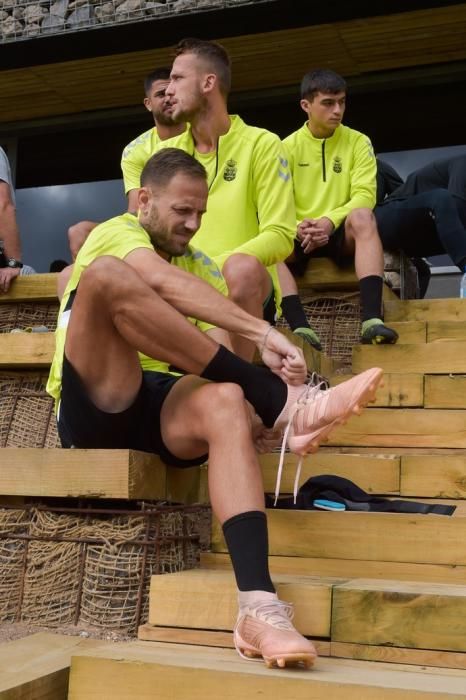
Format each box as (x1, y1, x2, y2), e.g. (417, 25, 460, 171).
(201, 551, 466, 585)
(0, 632, 101, 699)
(428, 321, 466, 343)
(389, 321, 426, 344)
(0, 448, 206, 502)
(0, 273, 58, 303)
(330, 642, 466, 671)
(260, 452, 400, 495)
(328, 408, 466, 448)
(424, 375, 466, 409)
(144, 569, 466, 658)
(212, 509, 466, 565)
(332, 372, 424, 407)
(0, 332, 54, 367)
(332, 579, 466, 653)
(67, 639, 466, 699)
(400, 454, 466, 499)
(353, 341, 466, 375)
(147, 569, 335, 637)
(385, 298, 466, 323)
(262, 450, 466, 499)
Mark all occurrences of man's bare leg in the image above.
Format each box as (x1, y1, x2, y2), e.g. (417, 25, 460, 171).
(222, 253, 273, 361)
(67, 220, 98, 260)
(342, 208, 398, 344)
(65, 256, 219, 412)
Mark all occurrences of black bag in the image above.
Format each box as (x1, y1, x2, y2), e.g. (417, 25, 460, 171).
(266, 474, 455, 516)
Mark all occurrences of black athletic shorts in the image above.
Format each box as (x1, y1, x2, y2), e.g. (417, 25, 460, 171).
(57, 355, 207, 467)
(291, 222, 351, 276)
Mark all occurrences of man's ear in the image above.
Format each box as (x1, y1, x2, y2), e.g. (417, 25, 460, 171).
(138, 187, 150, 213)
(143, 97, 152, 112)
(203, 73, 217, 94)
(300, 98, 311, 115)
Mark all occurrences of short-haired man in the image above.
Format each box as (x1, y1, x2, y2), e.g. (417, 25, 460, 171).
(284, 69, 398, 345)
(146, 38, 296, 360)
(67, 67, 185, 259)
(48, 148, 382, 669)
(0, 146, 35, 293)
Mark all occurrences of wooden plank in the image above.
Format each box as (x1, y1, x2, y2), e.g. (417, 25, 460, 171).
(165, 463, 208, 505)
(0, 448, 167, 499)
(332, 579, 466, 652)
(137, 624, 331, 656)
(201, 552, 466, 585)
(0, 632, 102, 699)
(328, 409, 466, 449)
(424, 375, 466, 409)
(427, 321, 466, 343)
(389, 322, 426, 344)
(67, 641, 466, 700)
(297, 259, 358, 290)
(148, 569, 335, 637)
(259, 452, 400, 495)
(401, 455, 466, 499)
(353, 341, 466, 375)
(0, 274, 58, 303)
(211, 510, 466, 565)
(332, 373, 424, 407)
(330, 642, 466, 671)
(0, 332, 54, 367)
(385, 299, 466, 323)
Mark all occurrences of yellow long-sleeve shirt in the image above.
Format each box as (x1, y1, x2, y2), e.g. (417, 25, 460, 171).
(283, 122, 377, 229)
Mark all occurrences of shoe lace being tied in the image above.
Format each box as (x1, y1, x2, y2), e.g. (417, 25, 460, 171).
(274, 373, 330, 506)
(251, 599, 294, 630)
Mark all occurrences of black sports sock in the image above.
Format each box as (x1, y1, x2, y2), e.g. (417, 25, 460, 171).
(359, 275, 384, 321)
(281, 294, 310, 331)
(201, 345, 287, 428)
(222, 511, 275, 592)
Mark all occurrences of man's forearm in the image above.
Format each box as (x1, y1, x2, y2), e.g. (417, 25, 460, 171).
(125, 248, 270, 347)
(0, 203, 21, 259)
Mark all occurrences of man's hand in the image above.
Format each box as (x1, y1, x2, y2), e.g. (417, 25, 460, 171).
(260, 326, 307, 385)
(0, 266, 19, 293)
(297, 217, 334, 254)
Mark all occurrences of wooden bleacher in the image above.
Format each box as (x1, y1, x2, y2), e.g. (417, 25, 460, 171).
(1, 272, 466, 698)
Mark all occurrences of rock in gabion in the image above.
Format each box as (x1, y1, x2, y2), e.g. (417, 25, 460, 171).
(0, 0, 259, 41)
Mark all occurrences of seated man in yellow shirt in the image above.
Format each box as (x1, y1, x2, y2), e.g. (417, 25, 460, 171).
(284, 69, 398, 345)
(48, 147, 382, 670)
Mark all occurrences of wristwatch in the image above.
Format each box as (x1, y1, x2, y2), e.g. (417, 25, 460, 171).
(7, 258, 23, 269)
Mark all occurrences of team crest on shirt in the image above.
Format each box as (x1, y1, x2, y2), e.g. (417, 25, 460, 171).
(223, 159, 237, 181)
(333, 156, 343, 174)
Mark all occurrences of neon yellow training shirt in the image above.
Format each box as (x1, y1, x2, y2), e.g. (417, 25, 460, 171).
(121, 127, 161, 194)
(283, 122, 377, 229)
(140, 115, 296, 311)
(46, 212, 227, 409)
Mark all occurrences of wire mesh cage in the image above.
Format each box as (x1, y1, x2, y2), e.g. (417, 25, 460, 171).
(0, 0, 272, 43)
(0, 502, 210, 633)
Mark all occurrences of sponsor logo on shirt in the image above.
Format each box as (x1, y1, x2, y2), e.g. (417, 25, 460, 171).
(298, 162, 310, 167)
(223, 159, 237, 181)
(333, 156, 342, 174)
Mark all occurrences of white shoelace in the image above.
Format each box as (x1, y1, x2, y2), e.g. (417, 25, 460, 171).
(274, 374, 330, 506)
(248, 599, 295, 629)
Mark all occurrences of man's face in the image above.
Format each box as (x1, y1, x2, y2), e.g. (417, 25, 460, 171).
(301, 91, 346, 137)
(139, 172, 208, 258)
(143, 79, 176, 126)
(165, 53, 207, 123)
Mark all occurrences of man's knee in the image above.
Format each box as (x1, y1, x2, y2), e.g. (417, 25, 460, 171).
(80, 256, 126, 290)
(68, 220, 97, 259)
(345, 208, 376, 238)
(200, 382, 248, 426)
(222, 254, 268, 298)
